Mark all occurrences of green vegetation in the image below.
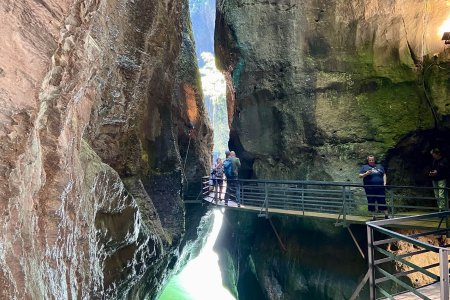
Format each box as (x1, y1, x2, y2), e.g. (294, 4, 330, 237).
(356, 80, 434, 147)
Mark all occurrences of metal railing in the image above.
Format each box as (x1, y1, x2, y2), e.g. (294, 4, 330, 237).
(201, 177, 449, 223)
(183, 191, 204, 204)
(366, 212, 450, 299)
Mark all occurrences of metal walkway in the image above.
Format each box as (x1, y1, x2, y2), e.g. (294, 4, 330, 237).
(363, 212, 450, 300)
(200, 177, 449, 227)
(198, 177, 450, 299)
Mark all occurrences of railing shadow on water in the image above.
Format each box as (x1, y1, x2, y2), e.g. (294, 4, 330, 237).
(201, 177, 448, 221)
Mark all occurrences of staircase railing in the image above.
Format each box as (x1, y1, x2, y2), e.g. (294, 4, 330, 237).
(366, 212, 450, 299)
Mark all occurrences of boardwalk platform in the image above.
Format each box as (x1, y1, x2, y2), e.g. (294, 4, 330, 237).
(366, 212, 450, 300)
(390, 283, 444, 299)
(203, 193, 368, 221)
(199, 177, 450, 230)
(203, 193, 444, 229)
(201, 178, 450, 299)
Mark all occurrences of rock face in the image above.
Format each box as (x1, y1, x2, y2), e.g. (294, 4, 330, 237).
(216, 0, 450, 182)
(215, 1, 450, 298)
(0, 0, 211, 299)
(216, 212, 369, 300)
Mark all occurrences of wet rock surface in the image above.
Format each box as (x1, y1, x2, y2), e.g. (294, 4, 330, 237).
(216, 212, 369, 300)
(0, 0, 211, 298)
(215, 0, 450, 182)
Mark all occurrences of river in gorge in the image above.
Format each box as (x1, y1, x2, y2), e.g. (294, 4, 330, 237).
(158, 208, 235, 300)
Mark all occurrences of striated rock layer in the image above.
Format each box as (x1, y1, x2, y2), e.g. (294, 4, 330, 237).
(216, 0, 450, 182)
(0, 0, 212, 299)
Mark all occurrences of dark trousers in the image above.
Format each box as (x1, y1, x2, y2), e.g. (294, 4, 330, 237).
(364, 185, 386, 212)
(213, 179, 224, 201)
(225, 178, 240, 204)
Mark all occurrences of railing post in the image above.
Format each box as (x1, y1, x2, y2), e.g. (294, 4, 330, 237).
(202, 176, 208, 200)
(386, 187, 393, 218)
(264, 182, 269, 218)
(342, 186, 347, 223)
(446, 190, 449, 238)
(240, 180, 244, 206)
(440, 248, 449, 300)
(237, 179, 241, 206)
(301, 184, 305, 215)
(367, 225, 376, 300)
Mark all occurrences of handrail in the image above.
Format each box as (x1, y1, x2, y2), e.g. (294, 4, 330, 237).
(200, 177, 449, 223)
(201, 176, 450, 299)
(200, 176, 450, 191)
(369, 211, 450, 229)
(366, 211, 450, 299)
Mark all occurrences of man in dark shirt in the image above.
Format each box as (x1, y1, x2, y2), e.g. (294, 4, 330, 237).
(224, 150, 241, 207)
(429, 148, 448, 210)
(359, 155, 388, 219)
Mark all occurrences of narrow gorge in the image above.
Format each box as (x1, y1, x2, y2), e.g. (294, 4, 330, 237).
(1, 0, 211, 298)
(216, 0, 450, 183)
(0, 0, 449, 299)
(215, 1, 450, 298)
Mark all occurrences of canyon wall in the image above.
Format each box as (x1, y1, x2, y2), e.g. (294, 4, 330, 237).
(215, 1, 450, 298)
(0, 0, 211, 298)
(216, 0, 450, 183)
(216, 212, 369, 300)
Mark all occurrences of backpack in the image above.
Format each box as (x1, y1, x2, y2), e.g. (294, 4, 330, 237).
(223, 159, 233, 178)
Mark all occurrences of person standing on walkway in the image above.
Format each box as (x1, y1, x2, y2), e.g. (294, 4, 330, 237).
(224, 150, 241, 207)
(212, 157, 224, 203)
(359, 155, 388, 219)
(428, 148, 449, 210)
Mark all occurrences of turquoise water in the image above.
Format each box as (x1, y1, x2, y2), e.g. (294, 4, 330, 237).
(159, 209, 235, 300)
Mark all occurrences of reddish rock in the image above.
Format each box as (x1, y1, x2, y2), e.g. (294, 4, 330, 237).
(0, 0, 211, 298)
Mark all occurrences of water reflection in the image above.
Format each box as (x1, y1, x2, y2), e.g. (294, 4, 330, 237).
(159, 209, 235, 300)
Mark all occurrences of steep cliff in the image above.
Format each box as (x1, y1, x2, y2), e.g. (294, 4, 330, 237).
(0, 0, 211, 298)
(216, 0, 450, 182)
(214, 1, 450, 298)
(216, 212, 369, 300)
